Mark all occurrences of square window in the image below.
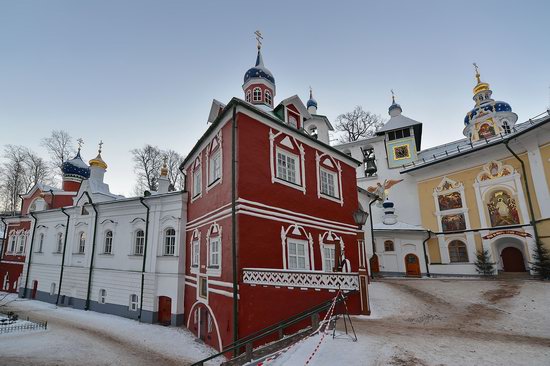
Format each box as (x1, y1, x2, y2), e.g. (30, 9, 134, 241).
(276, 151, 299, 184)
(198, 276, 208, 299)
(320, 169, 338, 198)
(209, 237, 220, 267)
(323, 246, 335, 271)
(287, 239, 309, 270)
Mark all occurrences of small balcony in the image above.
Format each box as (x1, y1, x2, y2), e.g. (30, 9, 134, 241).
(242, 268, 359, 291)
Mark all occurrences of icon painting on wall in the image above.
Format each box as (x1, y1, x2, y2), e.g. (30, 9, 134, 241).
(478, 122, 496, 139)
(441, 214, 466, 232)
(438, 192, 463, 211)
(487, 190, 520, 226)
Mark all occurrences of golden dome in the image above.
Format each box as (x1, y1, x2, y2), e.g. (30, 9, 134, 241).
(472, 62, 490, 95)
(89, 141, 108, 170)
(160, 157, 168, 177)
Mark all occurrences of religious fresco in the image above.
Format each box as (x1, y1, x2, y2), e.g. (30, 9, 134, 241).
(478, 122, 496, 139)
(477, 161, 514, 181)
(441, 214, 466, 232)
(393, 145, 410, 160)
(438, 191, 463, 211)
(487, 190, 520, 226)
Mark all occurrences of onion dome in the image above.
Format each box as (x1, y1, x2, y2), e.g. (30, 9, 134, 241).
(62, 148, 90, 180)
(89, 141, 108, 170)
(388, 90, 402, 117)
(306, 87, 317, 109)
(160, 157, 168, 177)
(243, 48, 275, 85)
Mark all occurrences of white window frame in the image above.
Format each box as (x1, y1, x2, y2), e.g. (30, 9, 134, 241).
(190, 230, 200, 274)
(207, 225, 222, 277)
(286, 238, 310, 270)
(99, 289, 107, 304)
(265, 90, 272, 106)
(321, 244, 335, 272)
(134, 230, 145, 256)
(104, 230, 113, 254)
(164, 228, 176, 256)
(56, 232, 63, 253)
(8, 234, 17, 253)
(37, 233, 44, 253)
(320, 168, 338, 198)
(269, 130, 306, 194)
(276, 149, 299, 185)
(78, 232, 86, 254)
(16, 233, 26, 254)
(315, 153, 344, 206)
(197, 275, 208, 302)
(208, 149, 222, 186)
(253, 87, 262, 102)
(193, 168, 202, 199)
(246, 90, 251, 102)
(129, 294, 139, 311)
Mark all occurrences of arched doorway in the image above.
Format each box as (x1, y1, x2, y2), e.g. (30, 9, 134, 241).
(158, 296, 172, 325)
(501, 247, 526, 272)
(404, 254, 420, 277)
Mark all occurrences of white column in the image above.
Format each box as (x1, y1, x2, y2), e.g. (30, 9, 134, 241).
(525, 141, 550, 217)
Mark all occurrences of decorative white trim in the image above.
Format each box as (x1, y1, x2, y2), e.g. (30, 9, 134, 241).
(186, 301, 223, 349)
(206, 131, 223, 192)
(280, 224, 314, 270)
(190, 229, 201, 274)
(191, 155, 203, 203)
(242, 268, 359, 291)
(206, 223, 222, 277)
(316, 153, 344, 206)
(269, 129, 306, 194)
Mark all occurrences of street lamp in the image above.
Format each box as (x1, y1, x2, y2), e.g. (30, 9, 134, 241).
(353, 207, 371, 315)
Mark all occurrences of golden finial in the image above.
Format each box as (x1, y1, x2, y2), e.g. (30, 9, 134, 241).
(160, 156, 169, 177)
(254, 30, 263, 49)
(89, 140, 107, 169)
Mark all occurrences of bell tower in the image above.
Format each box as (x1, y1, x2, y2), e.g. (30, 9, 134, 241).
(242, 31, 276, 108)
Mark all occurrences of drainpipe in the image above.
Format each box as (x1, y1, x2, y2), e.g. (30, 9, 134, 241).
(23, 211, 38, 298)
(231, 104, 239, 353)
(0, 217, 7, 262)
(368, 197, 378, 279)
(56, 207, 71, 305)
(84, 192, 98, 311)
(422, 231, 432, 278)
(138, 197, 150, 322)
(504, 141, 541, 247)
(49, 189, 55, 208)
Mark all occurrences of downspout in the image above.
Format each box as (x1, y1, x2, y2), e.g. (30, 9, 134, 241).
(0, 217, 7, 262)
(84, 191, 98, 311)
(504, 141, 541, 246)
(231, 104, 239, 352)
(56, 207, 70, 305)
(368, 197, 378, 279)
(49, 189, 55, 208)
(23, 211, 38, 298)
(138, 197, 150, 322)
(422, 230, 432, 277)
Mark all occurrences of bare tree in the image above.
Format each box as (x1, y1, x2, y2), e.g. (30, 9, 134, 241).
(23, 150, 51, 190)
(164, 149, 185, 191)
(41, 130, 75, 182)
(335, 106, 385, 143)
(131, 145, 185, 195)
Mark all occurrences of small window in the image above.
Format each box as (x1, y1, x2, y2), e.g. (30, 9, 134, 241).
(17, 234, 25, 253)
(388, 131, 395, 141)
(209, 236, 220, 268)
(50, 283, 56, 296)
(265, 90, 272, 105)
(384, 240, 394, 252)
(502, 121, 511, 134)
(395, 129, 403, 139)
(403, 128, 411, 137)
(191, 239, 199, 267)
(134, 230, 145, 255)
(320, 169, 338, 198)
(198, 276, 208, 299)
(288, 114, 298, 129)
(323, 246, 335, 271)
(246, 90, 251, 102)
(253, 87, 262, 102)
(449, 240, 469, 263)
(99, 289, 107, 304)
(129, 294, 139, 311)
(164, 228, 176, 256)
(276, 151, 299, 184)
(193, 167, 202, 198)
(56, 232, 63, 253)
(37, 233, 44, 253)
(78, 232, 86, 253)
(287, 239, 309, 270)
(104, 231, 113, 254)
(9, 236, 17, 253)
(209, 149, 221, 185)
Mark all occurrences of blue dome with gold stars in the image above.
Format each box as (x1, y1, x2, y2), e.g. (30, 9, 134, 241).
(464, 101, 512, 125)
(243, 50, 275, 85)
(62, 150, 90, 179)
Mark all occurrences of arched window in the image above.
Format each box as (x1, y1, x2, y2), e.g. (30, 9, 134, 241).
(9, 235, 17, 253)
(264, 90, 272, 105)
(17, 233, 26, 253)
(134, 230, 145, 255)
(104, 231, 113, 254)
(502, 121, 511, 134)
(56, 232, 64, 253)
(448, 240, 468, 262)
(129, 294, 139, 311)
(164, 228, 176, 255)
(246, 90, 251, 102)
(99, 289, 107, 304)
(78, 232, 86, 253)
(37, 233, 44, 253)
(384, 240, 394, 252)
(253, 87, 262, 102)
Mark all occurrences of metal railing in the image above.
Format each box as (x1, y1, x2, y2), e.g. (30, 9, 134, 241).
(0, 320, 47, 334)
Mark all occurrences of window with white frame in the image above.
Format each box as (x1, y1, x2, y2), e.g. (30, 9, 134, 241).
(287, 239, 309, 270)
(209, 236, 220, 268)
(253, 87, 262, 102)
(320, 169, 338, 198)
(9, 235, 16, 253)
(193, 165, 202, 198)
(134, 230, 145, 255)
(246, 90, 251, 102)
(56, 232, 63, 253)
(191, 238, 199, 267)
(323, 246, 335, 271)
(164, 228, 176, 255)
(78, 232, 86, 253)
(104, 231, 113, 254)
(17, 234, 25, 253)
(37, 233, 44, 252)
(129, 294, 139, 311)
(99, 289, 107, 304)
(276, 150, 299, 184)
(198, 276, 208, 299)
(265, 90, 272, 105)
(209, 149, 221, 185)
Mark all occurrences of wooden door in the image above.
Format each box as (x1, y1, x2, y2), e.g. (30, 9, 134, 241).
(31, 280, 38, 299)
(199, 307, 208, 341)
(501, 247, 525, 272)
(158, 296, 172, 325)
(405, 254, 420, 277)
(370, 254, 380, 273)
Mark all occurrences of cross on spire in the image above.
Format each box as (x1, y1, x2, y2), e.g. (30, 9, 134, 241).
(391, 89, 396, 104)
(254, 30, 263, 49)
(473, 62, 481, 83)
(77, 138, 84, 151)
(309, 86, 313, 99)
(98, 140, 103, 153)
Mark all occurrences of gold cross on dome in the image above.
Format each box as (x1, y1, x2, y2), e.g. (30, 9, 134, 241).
(473, 62, 481, 83)
(254, 30, 263, 49)
(98, 140, 103, 153)
(77, 138, 84, 150)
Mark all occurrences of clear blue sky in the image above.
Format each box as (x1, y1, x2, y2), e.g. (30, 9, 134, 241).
(1, 0, 549, 196)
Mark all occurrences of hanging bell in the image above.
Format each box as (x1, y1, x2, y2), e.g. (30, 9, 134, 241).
(364, 158, 377, 177)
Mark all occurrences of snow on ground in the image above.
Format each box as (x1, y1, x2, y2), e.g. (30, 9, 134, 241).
(0, 293, 220, 366)
(264, 279, 550, 366)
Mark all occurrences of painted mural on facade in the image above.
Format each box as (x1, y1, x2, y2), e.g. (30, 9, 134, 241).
(487, 190, 520, 227)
